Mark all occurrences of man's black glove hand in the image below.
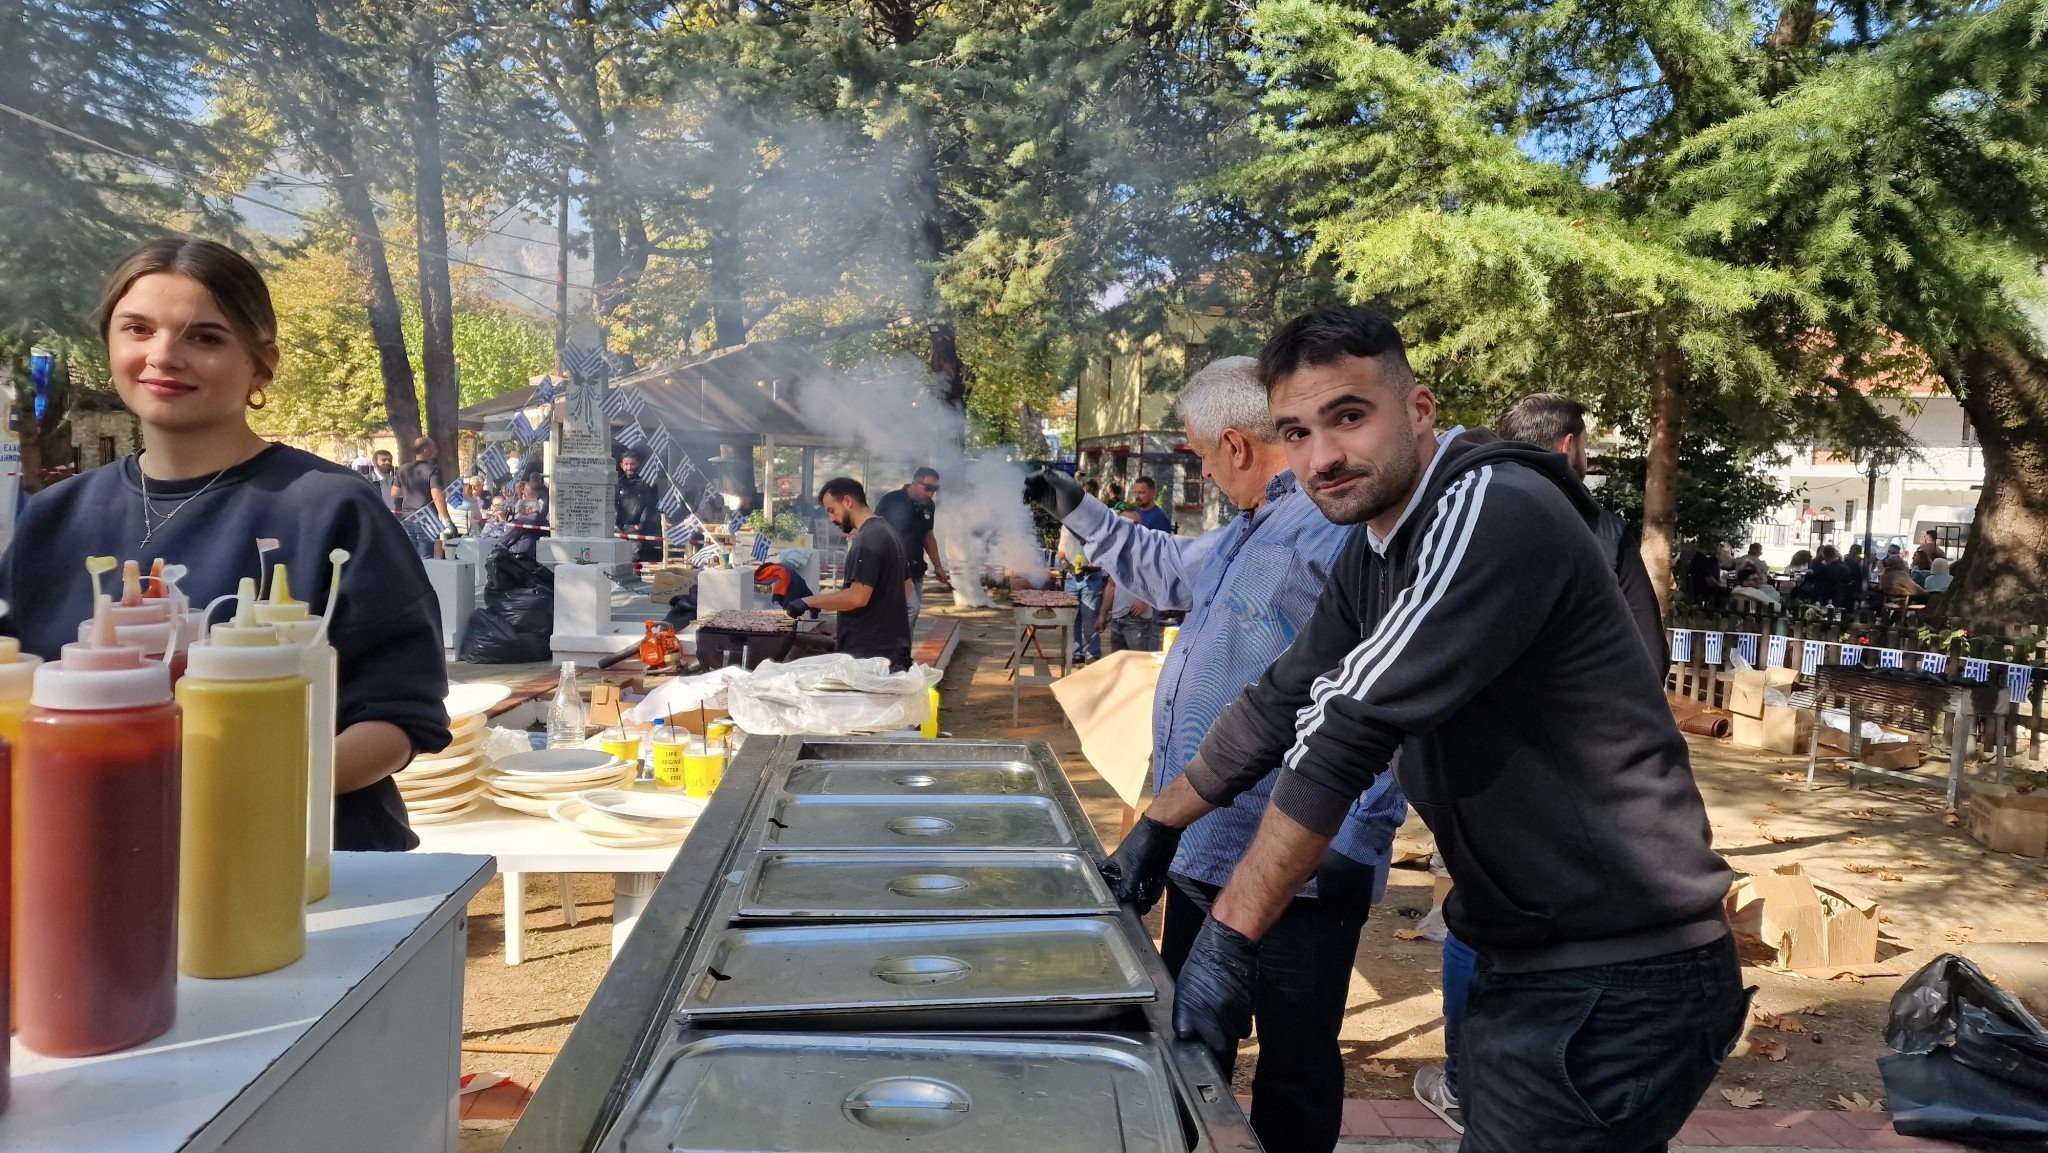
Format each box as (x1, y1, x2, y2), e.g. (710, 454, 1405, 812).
(1173, 915, 1260, 1070)
(781, 596, 810, 618)
(1022, 466, 1085, 520)
(1100, 815, 1182, 914)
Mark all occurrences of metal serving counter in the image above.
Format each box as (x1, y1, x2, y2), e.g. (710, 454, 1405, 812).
(504, 736, 1259, 1153)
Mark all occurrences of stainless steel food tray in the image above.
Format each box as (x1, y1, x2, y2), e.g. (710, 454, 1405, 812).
(779, 759, 1049, 796)
(602, 1031, 1183, 1153)
(759, 794, 1079, 852)
(678, 917, 1155, 1027)
(735, 851, 1115, 919)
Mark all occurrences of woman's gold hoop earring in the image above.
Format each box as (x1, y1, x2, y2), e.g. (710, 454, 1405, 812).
(248, 388, 268, 410)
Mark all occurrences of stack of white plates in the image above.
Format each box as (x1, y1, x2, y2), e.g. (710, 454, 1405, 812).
(550, 790, 704, 848)
(483, 749, 634, 816)
(399, 711, 497, 824)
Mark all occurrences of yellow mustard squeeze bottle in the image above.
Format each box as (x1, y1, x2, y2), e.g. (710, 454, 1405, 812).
(177, 578, 310, 978)
(1, 635, 43, 1029)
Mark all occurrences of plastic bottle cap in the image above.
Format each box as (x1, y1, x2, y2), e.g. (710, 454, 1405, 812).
(185, 578, 303, 681)
(107, 599, 173, 627)
(0, 637, 42, 701)
(253, 564, 312, 624)
(78, 617, 174, 657)
(33, 597, 170, 710)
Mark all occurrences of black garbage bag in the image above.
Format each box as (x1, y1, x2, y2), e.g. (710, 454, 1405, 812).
(460, 550, 556, 664)
(1879, 952, 2048, 1151)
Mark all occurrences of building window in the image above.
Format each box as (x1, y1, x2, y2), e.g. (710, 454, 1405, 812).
(1182, 459, 1202, 507)
(99, 436, 117, 465)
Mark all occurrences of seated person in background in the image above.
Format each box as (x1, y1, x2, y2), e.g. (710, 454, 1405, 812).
(1793, 544, 1856, 608)
(1784, 548, 1813, 579)
(1734, 541, 1770, 578)
(1922, 556, 1954, 593)
(1878, 555, 1922, 606)
(1684, 546, 1729, 606)
(498, 498, 550, 557)
(1912, 530, 1947, 574)
(1729, 568, 1782, 609)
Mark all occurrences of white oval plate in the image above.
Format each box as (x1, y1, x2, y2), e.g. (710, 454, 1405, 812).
(577, 789, 705, 827)
(449, 711, 488, 738)
(401, 751, 482, 778)
(404, 782, 488, 813)
(494, 749, 621, 777)
(406, 800, 481, 825)
(483, 766, 630, 792)
(549, 798, 687, 848)
(445, 682, 512, 721)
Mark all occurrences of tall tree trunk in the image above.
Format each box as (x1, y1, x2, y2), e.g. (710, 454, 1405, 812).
(326, 136, 422, 459)
(1947, 337, 2048, 623)
(554, 185, 570, 366)
(564, 0, 647, 330)
(705, 136, 748, 349)
(1639, 344, 1685, 612)
(901, 109, 967, 417)
(408, 45, 460, 470)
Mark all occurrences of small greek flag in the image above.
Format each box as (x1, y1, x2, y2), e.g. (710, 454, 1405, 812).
(727, 509, 746, 534)
(512, 410, 547, 445)
(641, 454, 665, 483)
(1735, 633, 1760, 666)
(406, 505, 446, 538)
(479, 444, 509, 481)
(1962, 658, 1991, 682)
(1766, 634, 1788, 669)
(675, 452, 695, 478)
(1702, 632, 1724, 665)
(648, 425, 675, 461)
(700, 481, 723, 507)
(561, 345, 610, 380)
(1802, 640, 1825, 675)
(2008, 663, 2034, 702)
(1670, 630, 1693, 662)
(1920, 652, 1948, 674)
(692, 544, 723, 567)
(602, 388, 631, 418)
(751, 532, 771, 562)
(534, 379, 557, 404)
(1879, 648, 1904, 668)
(658, 484, 685, 517)
(665, 519, 697, 547)
(622, 388, 645, 415)
(618, 420, 646, 448)
(1839, 644, 1863, 666)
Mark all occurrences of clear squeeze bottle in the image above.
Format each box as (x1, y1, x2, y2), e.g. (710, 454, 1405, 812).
(18, 583, 181, 1056)
(251, 553, 348, 904)
(0, 637, 42, 1037)
(78, 560, 185, 680)
(178, 578, 310, 978)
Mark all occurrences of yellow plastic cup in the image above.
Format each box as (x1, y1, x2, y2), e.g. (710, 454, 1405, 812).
(1161, 626, 1180, 655)
(705, 719, 734, 751)
(651, 731, 687, 790)
(601, 727, 642, 765)
(920, 687, 941, 739)
(683, 737, 726, 799)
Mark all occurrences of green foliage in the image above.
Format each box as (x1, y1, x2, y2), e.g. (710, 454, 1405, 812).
(1596, 403, 1794, 547)
(744, 510, 806, 541)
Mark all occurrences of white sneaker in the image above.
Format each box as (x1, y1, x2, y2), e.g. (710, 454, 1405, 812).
(1413, 1064, 1465, 1134)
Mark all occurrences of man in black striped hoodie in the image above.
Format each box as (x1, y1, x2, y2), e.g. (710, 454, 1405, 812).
(1109, 305, 1747, 1152)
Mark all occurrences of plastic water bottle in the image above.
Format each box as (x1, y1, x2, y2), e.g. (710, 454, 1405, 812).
(546, 662, 587, 747)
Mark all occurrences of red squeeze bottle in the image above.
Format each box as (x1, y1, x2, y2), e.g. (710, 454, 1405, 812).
(18, 593, 181, 1057)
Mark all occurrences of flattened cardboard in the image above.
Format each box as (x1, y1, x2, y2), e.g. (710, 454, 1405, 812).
(1726, 864, 1886, 976)
(1965, 787, 2048, 857)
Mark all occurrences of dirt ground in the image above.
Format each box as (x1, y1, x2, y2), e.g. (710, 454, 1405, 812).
(455, 602, 2048, 1145)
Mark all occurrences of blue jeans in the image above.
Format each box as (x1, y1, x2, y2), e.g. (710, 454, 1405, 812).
(1442, 929, 1477, 1098)
(1105, 614, 1159, 653)
(1071, 571, 1106, 660)
(1460, 934, 1750, 1153)
(403, 515, 439, 560)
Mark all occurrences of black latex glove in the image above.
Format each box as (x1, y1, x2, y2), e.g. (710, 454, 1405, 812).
(1100, 815, 1183, 914)
(1173, 915, 1260, 1070)
(782, 596, 810, 618)
(1022, 466, 1085, 520)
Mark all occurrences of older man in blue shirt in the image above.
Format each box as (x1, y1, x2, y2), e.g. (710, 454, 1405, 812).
(1026, 356, 1406, 1153)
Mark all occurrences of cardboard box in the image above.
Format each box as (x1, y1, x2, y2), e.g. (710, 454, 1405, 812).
(1725, 864, 1882, 975)
(1816, 722, 1924, 771)
(1725, 666, 1798, 719)
(1965, 786, 2048, 857)
(647, 564, 700, 602)
(1726, 668, 1810, 753)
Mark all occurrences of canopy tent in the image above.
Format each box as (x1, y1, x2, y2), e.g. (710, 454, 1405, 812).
(457, 339, 857, 448)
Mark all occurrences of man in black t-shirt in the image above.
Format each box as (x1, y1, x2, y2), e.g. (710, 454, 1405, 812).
(615, 451, 663, 562)
(784, 477, 913, 671)
(396, 436, 454, 560)
(874, 468, 949, 634)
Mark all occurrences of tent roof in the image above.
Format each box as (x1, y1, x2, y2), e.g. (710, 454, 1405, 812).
(459, 339, 855, 446)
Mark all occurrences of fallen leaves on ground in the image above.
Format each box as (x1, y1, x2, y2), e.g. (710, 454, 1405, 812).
(1722, 1087, 1765, 1109)
(1832, 1092, 1884, 1112)
(1752, 820, 1798, 844)
(1741, 1038, 1790, 1061)
(1941, 811, 1960, 827)
(1831, 971, 1866, 984)
(1391, 928, 1426, 941)
(1845, 808, 1890, 821)
(1359, 1060, 1404, 1079)
(1945, 927, 1974, 944)
(1843, 863, 1884, 874)
(1752, 1010, 1810, 1034)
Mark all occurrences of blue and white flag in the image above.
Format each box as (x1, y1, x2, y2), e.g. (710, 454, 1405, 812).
(561, 344, 611, 380)
(665, 518, 697, 547)
(602, 389, 631, 419)
(478, 444, 509, 482)
(700, 481, 723, 508)
(405, 505, 446, 539)
(675, 452, 695, 480)
(2008, 663, 2035, 702)
(727, 509, 746, 534)
(1702, 632, 1724, 665)
(511, 410, 538, 445)
(751, 532, 771, 563)
(658, 484, 685, 518)
(1879, 648, 1904, 668)
(1919, 652, 1948, 674)
(641, 454, 665, 483)
(1839, 644, 1863, 666)
(618, 420, 646, 448)
(534, 379, 557, 405)
(1735, 633, 1760, 666)
(622, 388, 645, 416)
(1670, 630, 1693, 662)
(648, 425, 675, 461)
(1766, 634, 1789, 669)
(1801, 640, 1825, 675)
(1962, 658, 1991, 682)
(692, 544, 723, 567)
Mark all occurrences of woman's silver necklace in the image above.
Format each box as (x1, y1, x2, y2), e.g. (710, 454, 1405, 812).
(138, 458, 231, 548)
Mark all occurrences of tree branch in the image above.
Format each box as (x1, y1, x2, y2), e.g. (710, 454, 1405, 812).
(1528, 81, 1664, 121)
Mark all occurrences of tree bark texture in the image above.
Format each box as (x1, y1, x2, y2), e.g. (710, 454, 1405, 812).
(326, 138, 422, 459)
(408, 45, 460, 469)
(1948, 337, 2048, 624)
(1639, 344, 1685, 613)
(899, 108, 967, 417)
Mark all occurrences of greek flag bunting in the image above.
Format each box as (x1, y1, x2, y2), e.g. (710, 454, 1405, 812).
(751, 532, 771, 563)
(618, 420, 646, 448)
(692, 544, 723, 567)
(658, 484, 685, 518)
(511, 410, 537, 444)
(534, 379, 557, 404)
(405, 505, 446, 539)
(622, 388, 645, 416)
(1879, 648, 1904, 668)
(1919, 653, 1948, 674)
(2008, 663, 2034, 702)
(1735, 633, 1760, 666)
(641, 454, 665, 482)
(1962, 658, 1991, 682)
(664, 518, 696, 547)
(727, 509, 746, 534)
(1670, 630, 1693, 662)
(1702, 632, 1724, 665)
(648, 425, 675, 461)
(701, 481, 722, 507)
(561, 345, 610, 380)
(602, 389, 631, 418)
(1839, 644, 1863, 666)
(1802, 640, 1825, 675)
(478, 444, 509, 481)
(1766, 634, 1789, 669)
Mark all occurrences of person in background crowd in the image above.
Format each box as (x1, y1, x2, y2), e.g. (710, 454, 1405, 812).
(497, 485, 550, 557)
(615, 451, 663, 563)
(784, 478, 913, 671)
(1105, 480, 1126, 508)
(1923, 556, 1954, 593)
(395, 436, 455, 560)
(1026, 354, 1395, 1153)
(1736, 541, 1769, 578)
(1878, 554, 1922, 607)
(1794, 544, 1857, 608)
(366, 448, 399, 510)
(875, 467, 951, 636)
(1059, 477, 1109, 664)
(445, 475, 472, 534)
(1097, 564, 1159, 653)
(1129, 475, 1174, 533)
(1785, 548, 1813, 578)
(1884, 542, 1905, 564)
(1116, 305, 1743, 1153)
(1731, 567, 1783, 609)
(1912, 530, 1946, 573)
(1715, 540, 1738, 570)
(1685, 543, 1730, 607)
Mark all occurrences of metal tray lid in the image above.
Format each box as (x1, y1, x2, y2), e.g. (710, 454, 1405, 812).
(606, 1032, 1183, 1153)
(760, 794, 1079, 852)
(678, 917, 1155, 1020)
(780, 760, 1050, 796)
(793, 739, 1036, 763)
(735, 851, 1115, 919)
